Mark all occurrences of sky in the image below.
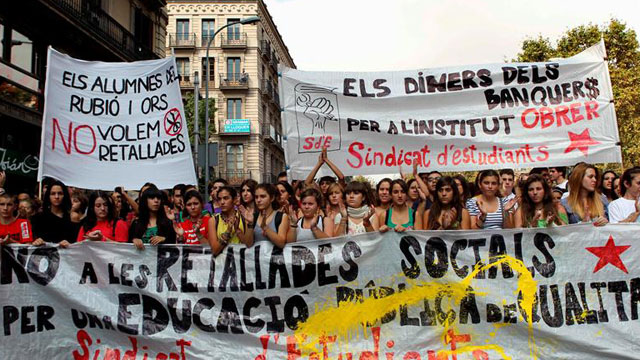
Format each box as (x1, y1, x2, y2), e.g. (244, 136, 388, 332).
(265, 0, 640, 71)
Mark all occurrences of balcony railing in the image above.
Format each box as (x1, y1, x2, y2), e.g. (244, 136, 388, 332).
(262, 123, 277, 143)
(261, 80, 273, 99)
(220, 73, 249, 89)
(259, 40, 271, 60)
(269, 53, 278, 71)
(169, 32, 196, 48)
(272, 89, 280, 109)
(178, 75, 193, 88)
(201, 34, 214, 47)
(221, 32, 248, 48)
(218, 170, 251, 186)
(44, 0, 156, 60)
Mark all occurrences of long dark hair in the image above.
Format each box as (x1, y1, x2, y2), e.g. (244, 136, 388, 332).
(82, 192, 117, 231)
(42, 179, 72, 213)
(132, 187, 170, 235)
(256, 183, 280, 210)
(376, 178, 393, 206)
(476, 169, 500, 197)
(600, 170, 619, 201)
(453, 174, 471, 203)
(240, 179, 258, 207)
(427, 176, 463, 230)
(276, 181, 297, 209)
(519, 174, 561, 227)
(345, 181, 373, 207)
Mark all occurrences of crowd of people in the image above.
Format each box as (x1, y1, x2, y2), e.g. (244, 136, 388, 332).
(1, 149, 639, 253)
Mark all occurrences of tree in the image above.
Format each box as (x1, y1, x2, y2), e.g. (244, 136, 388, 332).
(182, 91, 217, 145)
(515, 19, 640, 167)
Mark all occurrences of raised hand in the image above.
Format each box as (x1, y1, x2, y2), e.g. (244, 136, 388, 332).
(339, 201, 347, 218)
(239, 205, 254, 224)
(504, 196, 519, 213)
(362, 206, 376, 228)
(476, 199, 488, 217)
(173, 221, 184, 237)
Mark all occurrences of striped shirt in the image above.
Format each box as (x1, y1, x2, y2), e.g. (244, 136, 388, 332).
(466, 197, 507, 229)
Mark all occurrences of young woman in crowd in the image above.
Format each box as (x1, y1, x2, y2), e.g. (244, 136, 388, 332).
(423, 177, 470, 230)
(613, 177, 623, 198)
(324, 182, 345, 225)
(77, 192, 129, 242)
(129, 187, 176, 250)
(288, 188, 334, 241)
(251, 183, 292, 247)
(379, 179, 420, 232)
(453, 175, 471, 205)
(513, 175, 568, 228)
(608, 167, 640, 223)
(31, 179, 79, 247)
(207, 186, 255, 254)
(71, 190, 88, 223)
(334, 181, 376, 236)
(240, 179, 258, 216)
(601, 170, 619, 203)
(174, 190, 211, 245)
(467, 170, 516, 229)
(406, 178, 423, 213)
(561, 163, 608, 225)
(205, 178, 228, 214)
(276, 181, 297, 212)
(551, 187, 565, 205)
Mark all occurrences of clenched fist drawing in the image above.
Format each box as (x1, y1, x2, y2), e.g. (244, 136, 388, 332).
(297, 93, 336, 135)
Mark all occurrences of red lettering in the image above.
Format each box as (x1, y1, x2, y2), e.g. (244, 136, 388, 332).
(72, 330, 92, 360)
(521, 108, 539, 128)
(585, 100, 599, 120)
(73, 124, 97, 155)
(303, 137, 314, 150)
(570, 103, 584, 123)
(555, 105, 571, 126)
(536, 145, 549, 162)
(105, 348, 121, 360)
(472, 350, 489, 360)
(359, 327, 380, 360)
(286, 335, 302, 360)
(540, 107, 554, 129)
(175, 339, 190, 360)
(347, 142, 364, 168)
(52, 118, 73, 154)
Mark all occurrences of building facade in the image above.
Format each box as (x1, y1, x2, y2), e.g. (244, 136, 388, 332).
(0, 0, 168, 193)
(166, 0, 294, 186)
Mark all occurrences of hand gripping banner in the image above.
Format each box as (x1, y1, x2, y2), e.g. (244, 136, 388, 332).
(2, 224, 640, 359)
(37, 48, 197, 190)
(279, 40, 621, 179)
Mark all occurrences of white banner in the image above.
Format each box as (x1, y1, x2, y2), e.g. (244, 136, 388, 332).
(2, 224, 640, 359)
(280, 40, 622, 179)
(37, 48, 196, 190)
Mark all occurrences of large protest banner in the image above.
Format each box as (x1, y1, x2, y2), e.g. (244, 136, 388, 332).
(37, 48, 197, 190)
(279, 40, 621, 179)
(2, 224, 640, 359)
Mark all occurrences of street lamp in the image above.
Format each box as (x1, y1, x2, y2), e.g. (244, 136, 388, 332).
(204, 16, 260, 188)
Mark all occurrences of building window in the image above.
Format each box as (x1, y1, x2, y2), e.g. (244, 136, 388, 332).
(227, 19, 240, 40)
(226, 144, 244, 171)
(176, 19, 189, 40)
(227, 57, 240, 80)
(176, 58, 190, 82)
(10, 30, 33, 73)
(201, 57, 214, 82)
(227, 98, 242, 119)
(202, 19, 215, 45)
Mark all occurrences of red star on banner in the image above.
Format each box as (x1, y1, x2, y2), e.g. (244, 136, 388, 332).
(585, 235, 630, 274)
(564, 129, 600, 156)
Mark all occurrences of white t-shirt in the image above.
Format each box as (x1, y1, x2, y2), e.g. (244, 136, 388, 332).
(608, 198, 638, 224)
(556, 179, 568, 190)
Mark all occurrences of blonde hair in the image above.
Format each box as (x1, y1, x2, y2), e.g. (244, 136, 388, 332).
(567, 163, 604, 220)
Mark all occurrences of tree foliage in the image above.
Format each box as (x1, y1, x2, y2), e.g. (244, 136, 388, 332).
(182, 92, 217, 145)
(515, 19, 640, 167)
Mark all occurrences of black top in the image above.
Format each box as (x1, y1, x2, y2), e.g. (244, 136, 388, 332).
(31, 211, 80, 244)
(128, 218, 176, 244)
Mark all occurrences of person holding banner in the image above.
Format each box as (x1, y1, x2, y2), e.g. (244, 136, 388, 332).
(174, 190, 210, 245)
(422, 177, 471, 230)
(0, 193, 34, 245)
(379, 179, 420, 232)
(561, 163, 609, 226)
(252, 183, 291, 247)
(289, 188, 334, 241)
(207, 186, 255, 254)
(467, 170, 516, 229)
(608, 167, 640, 223)
(77, 192, 129, 242)
(512, 174, 567, 228)
(334, 181, 376, 236)
(31, 180, 78, 247)
(128, 188, 176, 250)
